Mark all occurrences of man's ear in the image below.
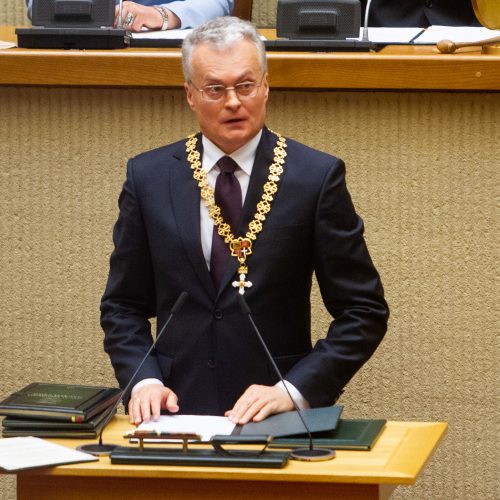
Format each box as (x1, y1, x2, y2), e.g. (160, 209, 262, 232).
(184, 82, 196, 111)
(263, 73, 269, 102)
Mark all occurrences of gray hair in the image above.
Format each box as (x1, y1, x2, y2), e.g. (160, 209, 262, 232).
(182, 16, 267, 82)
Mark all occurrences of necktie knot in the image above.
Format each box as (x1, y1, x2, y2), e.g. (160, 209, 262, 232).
(217, 156, 238, 175)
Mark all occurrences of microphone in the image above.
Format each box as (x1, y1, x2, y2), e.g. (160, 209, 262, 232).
(238, 295, 335, 461)
(78, 291, 189, 456)
(117, 0, 124, 29)
(361, 0, 373, 42)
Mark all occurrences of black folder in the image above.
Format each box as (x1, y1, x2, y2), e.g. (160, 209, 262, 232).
(1, 407, 115, 439)
(269, 418, 386, 451)
(235, 405, 343, 438)
(110, 447, 290, 468)
(0, 383, 120, 422)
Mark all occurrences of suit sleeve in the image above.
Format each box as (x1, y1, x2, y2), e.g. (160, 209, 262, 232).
(161, 0, 233, 28)
(100, 159, 164, 396)
(285, 158, 389, 407)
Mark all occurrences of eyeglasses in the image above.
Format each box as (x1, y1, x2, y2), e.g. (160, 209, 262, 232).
(190, 75, 265, 102)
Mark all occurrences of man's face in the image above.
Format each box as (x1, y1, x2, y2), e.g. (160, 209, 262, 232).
(184, 40, 269, 154)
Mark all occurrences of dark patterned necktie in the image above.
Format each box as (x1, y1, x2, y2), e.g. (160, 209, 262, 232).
(210, 156, 242, 289)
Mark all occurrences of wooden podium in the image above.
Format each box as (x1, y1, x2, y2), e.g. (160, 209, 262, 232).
(13, 417, 447, 500)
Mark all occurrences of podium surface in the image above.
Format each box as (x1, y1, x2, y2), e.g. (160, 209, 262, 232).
(13, 416, 447, 500)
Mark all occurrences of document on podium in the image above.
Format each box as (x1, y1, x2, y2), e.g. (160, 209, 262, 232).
(136, 414, 235, 442)
(0, 436, 97, 471)
(133, 406, 343, 442)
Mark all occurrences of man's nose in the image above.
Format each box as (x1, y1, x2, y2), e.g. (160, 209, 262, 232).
(224, 88, 241, 108)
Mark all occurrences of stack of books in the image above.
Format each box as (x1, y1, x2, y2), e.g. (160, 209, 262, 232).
(0, 383, 121, 438)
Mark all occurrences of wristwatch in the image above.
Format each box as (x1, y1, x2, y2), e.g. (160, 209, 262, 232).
(153, 6, 169, 31)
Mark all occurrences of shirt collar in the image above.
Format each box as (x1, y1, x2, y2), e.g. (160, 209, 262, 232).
(201, 130, 263, 176)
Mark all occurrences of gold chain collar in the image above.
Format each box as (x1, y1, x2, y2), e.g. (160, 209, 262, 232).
(186, 132, 287, 294)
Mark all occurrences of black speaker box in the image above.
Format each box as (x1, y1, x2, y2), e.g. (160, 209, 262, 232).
(277, 0, 361, 40)
(32, 0, 115, 28)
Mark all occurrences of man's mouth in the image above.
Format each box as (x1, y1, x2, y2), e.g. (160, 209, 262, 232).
(224, 117, 246, 124)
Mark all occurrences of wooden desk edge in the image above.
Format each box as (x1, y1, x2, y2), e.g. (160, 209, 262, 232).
(9, 420, 448, 486)
(1, 26, 499, 90)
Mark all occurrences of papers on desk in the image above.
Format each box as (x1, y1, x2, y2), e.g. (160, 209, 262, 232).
(350, 27, 424, 43)
(129, 25, 500, 46)
(136, 414, 235, 442)
(413, 26, 500, 44)
(131, 28, 192, 40)
(0, 436, 97, 471)
(0, 40, 16, 49)
(351, 26, 500, 45)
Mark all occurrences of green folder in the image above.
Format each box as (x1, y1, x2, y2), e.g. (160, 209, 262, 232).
(269, 419, 386, 451)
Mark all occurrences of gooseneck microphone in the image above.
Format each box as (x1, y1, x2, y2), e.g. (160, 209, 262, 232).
(361, 0, 373, 42)
(78, 291, 189, 456)
(117, 0, 124, 29)
(238, 295, 335, 461)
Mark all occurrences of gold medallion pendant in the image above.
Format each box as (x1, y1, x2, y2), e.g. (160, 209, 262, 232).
(186, 132, 287, 294)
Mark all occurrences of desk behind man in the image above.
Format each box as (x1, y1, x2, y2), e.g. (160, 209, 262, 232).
(100, 16, 389, 428)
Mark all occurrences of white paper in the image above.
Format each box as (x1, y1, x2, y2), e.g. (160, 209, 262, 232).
(131, 28, 192, 40)
(0, 436, 97, 471)
(0, 40, 16, 49)
(349, 27, 424, 43)
(413, 25, 500, 44)
(130, 29, 266, 41)
(135, 414, 235, 442)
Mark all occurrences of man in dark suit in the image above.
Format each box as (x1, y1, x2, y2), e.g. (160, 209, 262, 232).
(101, 16, 389, 426)
(361, 0, 480, 27)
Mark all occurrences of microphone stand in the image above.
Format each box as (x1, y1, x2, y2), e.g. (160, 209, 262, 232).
(361, 0, 373, 42)
(238, 295, 335, 461)
(117, 0, 124, 29)
(78, 291, 189, 456)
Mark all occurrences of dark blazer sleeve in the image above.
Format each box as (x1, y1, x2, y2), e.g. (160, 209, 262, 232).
(284, 157, 389, 408)
(100, 157, 163, 394)
(360, 0, 480, 27)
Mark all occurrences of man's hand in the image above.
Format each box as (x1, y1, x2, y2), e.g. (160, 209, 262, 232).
(128, 384, 179, 425)
(225, 384, 294, 425)
(114, 2, 180, 33)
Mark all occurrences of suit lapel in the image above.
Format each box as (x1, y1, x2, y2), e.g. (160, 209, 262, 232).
(170, 135, 216, 299)
(217, 128, 277, 294)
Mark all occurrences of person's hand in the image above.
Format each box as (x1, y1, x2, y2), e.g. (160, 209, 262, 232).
(128, 383, 179, 425)
(225, 384, 294, 425)
(114, 2, 179, 32)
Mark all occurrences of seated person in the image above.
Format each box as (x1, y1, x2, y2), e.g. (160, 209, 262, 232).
(25, 0, 234, 32)
(361, 0, 480, 27)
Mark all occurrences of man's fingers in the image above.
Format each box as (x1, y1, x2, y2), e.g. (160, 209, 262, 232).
(150, 396, 162, 422)
(128, 385, 180, 424)
(226, 385, 295, 424)
(128, 396, 145, 425)
(164, 390, 179, 413)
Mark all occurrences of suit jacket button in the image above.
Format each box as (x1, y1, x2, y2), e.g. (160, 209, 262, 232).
(207, 359, 216, 368)
(213, 308, 223, 320)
